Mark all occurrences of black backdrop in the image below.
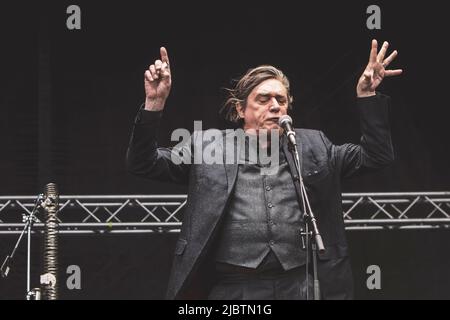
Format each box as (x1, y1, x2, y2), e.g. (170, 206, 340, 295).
(1, 0, 449, 299)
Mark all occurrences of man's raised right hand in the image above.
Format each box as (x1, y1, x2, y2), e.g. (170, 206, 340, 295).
(144, 47, 172, 111)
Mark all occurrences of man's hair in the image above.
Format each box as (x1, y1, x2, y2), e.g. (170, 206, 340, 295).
(221, 65, 294, 125)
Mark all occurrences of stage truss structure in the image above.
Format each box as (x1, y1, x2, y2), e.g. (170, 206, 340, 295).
(1, 192, 450, 234)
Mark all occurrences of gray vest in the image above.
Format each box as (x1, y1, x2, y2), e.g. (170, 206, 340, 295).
(215, 145, 306, 271)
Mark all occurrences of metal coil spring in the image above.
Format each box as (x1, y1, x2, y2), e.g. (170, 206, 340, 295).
(43, 218, 58, 300)
(43, 183, 59, 300)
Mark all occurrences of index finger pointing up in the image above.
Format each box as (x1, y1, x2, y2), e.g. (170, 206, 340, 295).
(369, 39, 378, 63)
(160, 47, 170, 66)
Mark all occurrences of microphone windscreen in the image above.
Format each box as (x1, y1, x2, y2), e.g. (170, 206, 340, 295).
(279, 115, 292, 126)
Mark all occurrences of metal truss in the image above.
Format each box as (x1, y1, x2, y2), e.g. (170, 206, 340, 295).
(1, 192, 450, 234)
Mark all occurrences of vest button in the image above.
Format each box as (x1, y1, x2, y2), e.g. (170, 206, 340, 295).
(269, 240, 275, 246)
(268, 202, 273, 208)
(266, 186, 271, 191)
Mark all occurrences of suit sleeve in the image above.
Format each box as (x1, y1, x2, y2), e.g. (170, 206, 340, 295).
(125, 106, 192, 185)
(320, 93, 395, 179)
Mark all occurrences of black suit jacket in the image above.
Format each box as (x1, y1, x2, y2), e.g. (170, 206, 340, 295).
(126, 93, 394, 300)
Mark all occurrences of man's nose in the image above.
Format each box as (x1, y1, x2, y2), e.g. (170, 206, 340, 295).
(269, 98, 280, 112)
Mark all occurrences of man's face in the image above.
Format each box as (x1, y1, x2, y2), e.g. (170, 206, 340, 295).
(237, 78, 289, 132)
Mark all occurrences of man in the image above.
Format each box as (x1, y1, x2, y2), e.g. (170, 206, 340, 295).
(126, 40, 402, 299)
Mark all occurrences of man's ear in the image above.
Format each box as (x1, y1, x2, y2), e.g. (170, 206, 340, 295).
(236, 102, 245, 119)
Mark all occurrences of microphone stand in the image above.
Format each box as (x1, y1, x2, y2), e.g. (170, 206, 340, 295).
(1, 194, 44, 300)
(287, 139, 325, 300)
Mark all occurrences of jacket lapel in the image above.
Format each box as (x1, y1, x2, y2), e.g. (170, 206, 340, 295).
(223, 130, 240, 195)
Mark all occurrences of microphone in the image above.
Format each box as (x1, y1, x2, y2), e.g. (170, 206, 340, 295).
(278, 115, 296, 147)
